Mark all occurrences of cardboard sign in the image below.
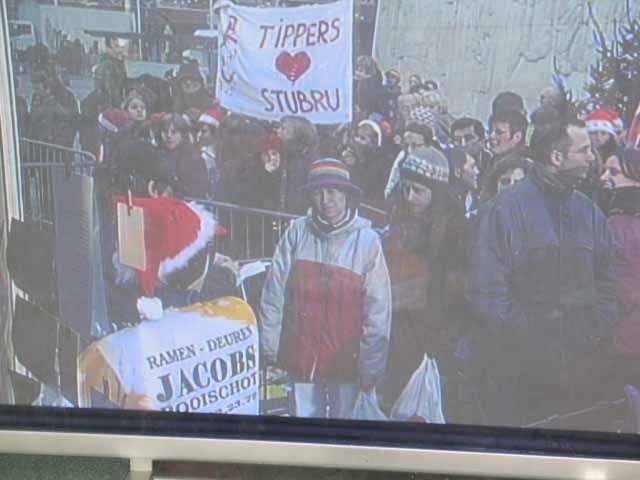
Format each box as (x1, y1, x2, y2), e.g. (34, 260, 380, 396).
(216, 0, 354, 124)
(116, 202, 147, 271)
(78, 297, 260, 415)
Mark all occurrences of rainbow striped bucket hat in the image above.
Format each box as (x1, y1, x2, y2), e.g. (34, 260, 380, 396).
(302, 158, 363, 196)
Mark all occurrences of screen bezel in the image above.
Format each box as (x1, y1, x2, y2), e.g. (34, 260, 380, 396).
(1, 3, 639, 479)
(0, 405, 640, 479)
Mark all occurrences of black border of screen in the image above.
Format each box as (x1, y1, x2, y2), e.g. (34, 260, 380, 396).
(1, 0, 640, 470)
(1, 405, 639, 462)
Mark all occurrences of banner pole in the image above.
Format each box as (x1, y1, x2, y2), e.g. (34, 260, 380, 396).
(352, 0, 357, 123)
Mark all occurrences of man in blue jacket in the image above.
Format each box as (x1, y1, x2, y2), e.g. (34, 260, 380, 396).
(468, 112, 618, 429)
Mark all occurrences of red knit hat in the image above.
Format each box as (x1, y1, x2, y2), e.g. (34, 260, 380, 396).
(199, 108, 224, 128)
(586, 108, 621, 136)
(112, 196, 225, 296)
(257, 134, 282, 153)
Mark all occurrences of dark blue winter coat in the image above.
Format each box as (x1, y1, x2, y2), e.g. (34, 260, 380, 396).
(467, 166, 618, 426)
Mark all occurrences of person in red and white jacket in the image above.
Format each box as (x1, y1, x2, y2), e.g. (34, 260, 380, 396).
(259, 158, 392, 419)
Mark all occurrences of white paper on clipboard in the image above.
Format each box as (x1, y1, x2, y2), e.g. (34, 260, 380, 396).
(236, 261, 268, 287)
(117, 202, 146, 271)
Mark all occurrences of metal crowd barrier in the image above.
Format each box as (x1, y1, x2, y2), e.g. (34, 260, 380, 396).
(187, 198, 299, 260)
(18, 138, 387, 261)
(189, 199, 388, 261)
(19, 138, 96, 227)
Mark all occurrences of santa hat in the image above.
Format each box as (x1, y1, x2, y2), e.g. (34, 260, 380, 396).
(99, 108, 131, 133)
(257, 134, 282, 153)
(199, 108, 224, 129)
(358, 119, 383, 147)
(611, 115, 624, 135)
(586, 108, 621, 136)
(112, 196, 225, 298)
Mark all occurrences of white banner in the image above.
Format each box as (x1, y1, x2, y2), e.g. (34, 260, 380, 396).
(216, 0, 353, 124)
(79, 297, 260, 415)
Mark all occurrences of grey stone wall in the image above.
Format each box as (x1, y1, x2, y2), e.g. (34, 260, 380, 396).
(374, 0, 629, 121)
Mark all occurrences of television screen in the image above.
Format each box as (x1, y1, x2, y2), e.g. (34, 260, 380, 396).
(2, 0, 640, 477)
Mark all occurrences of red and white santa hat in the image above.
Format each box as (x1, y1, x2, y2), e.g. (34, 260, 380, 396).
(99, 108, 132, 133)
(586, 108, 622, 136)
(112, 196, 225, 298)
(198, 108, 225, 129)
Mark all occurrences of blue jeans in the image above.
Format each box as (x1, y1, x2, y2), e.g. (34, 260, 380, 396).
(290, 383, 359, 419)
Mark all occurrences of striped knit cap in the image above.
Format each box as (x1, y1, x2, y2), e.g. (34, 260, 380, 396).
(401, 147, 450, 186)
(302, 158, 362, 195)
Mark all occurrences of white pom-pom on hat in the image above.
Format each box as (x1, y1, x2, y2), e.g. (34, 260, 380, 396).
(137, 297, 164, 320)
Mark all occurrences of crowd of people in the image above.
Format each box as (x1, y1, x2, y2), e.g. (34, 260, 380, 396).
(14, 38, 640, 430)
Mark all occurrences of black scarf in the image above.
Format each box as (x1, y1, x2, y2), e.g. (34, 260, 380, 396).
(531, 162, 574, 198)
(607, 187, 640, 216)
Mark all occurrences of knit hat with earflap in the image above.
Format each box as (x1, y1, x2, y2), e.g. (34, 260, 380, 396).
(400, 146, 450, 186)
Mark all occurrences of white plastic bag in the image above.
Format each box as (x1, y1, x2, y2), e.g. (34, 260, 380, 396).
(350, 390, 388, 421)
(390, 354, 446, 423)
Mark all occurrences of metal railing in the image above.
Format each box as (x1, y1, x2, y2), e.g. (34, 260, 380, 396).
(187, 198, 298, 260)
(18, 138, 388, 261)
(189, 198, 388, 261)
(19, 138, 96, 227)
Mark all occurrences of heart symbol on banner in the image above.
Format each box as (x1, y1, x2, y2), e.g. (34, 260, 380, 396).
(275, 51, 312, 83)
